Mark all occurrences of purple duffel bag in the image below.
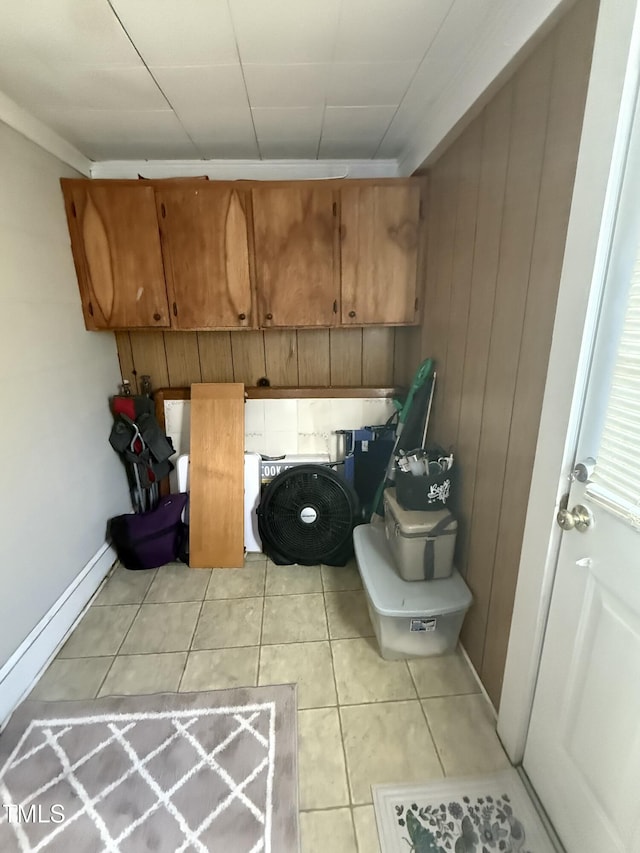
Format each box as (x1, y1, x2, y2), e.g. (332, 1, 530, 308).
(109, 493, 188, 570)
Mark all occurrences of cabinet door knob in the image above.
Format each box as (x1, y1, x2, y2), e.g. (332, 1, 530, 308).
(153, 312, 162, 322)
(172, 302, 178, 317)
(265, 313, 273, 321)
(348, 310, 356, 318)
(238, 313, 246, 321)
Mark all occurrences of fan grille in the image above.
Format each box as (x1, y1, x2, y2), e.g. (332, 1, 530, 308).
(259, 467, 356, 564)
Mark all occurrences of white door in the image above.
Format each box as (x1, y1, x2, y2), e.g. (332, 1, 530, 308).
(523, 81, 640, 852)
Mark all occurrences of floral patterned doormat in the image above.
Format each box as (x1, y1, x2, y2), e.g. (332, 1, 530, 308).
(373, 770, 558, 853)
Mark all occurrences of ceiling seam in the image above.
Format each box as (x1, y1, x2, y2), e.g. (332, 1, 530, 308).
(316, 0, 345, 161)
(225, 0, 263, 160)
(104, 0, 202, 156)
(373, 0, 458, 161)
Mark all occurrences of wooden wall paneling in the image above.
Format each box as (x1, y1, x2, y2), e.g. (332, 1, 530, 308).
(330, 328, 363, 385)
(461, 38, 555, 682)
(189, 383, 245, 568)
(230, 330, 267, 385)
(481, 0, 599, 704)
(128, 331, 169, 389)
(438, 119, 483, 447)
(362, 327, 395, 386)
(454, 84, 513, 581)
(393, 327, 421, 387)
(297, 329, 331, 386)
(264, 330, 299, 386)
(197, 331, 235, 382)
(163, 331, 202, 386)
(114, 331, 137, 393)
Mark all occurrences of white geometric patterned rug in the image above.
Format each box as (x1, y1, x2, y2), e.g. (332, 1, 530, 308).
(373, 770, 558, 853)
(0, 685, 299, 852)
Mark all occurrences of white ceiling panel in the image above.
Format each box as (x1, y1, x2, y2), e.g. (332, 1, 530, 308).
(194, 139, 261, 159)
(334, 0, 454, 62)
(326, 62, 419, 107)
(243, 64, 328, 108)
(109, 0, 239, 66)
(39, 109, 193, 147)
(0, 64, 168, 114)
(318, 138, 379, 159)
(0, 0, 139, 67)
(82, 138, 201, 161)
(322, 106, 397, 140)
(252, 107, 324, 142)
(175, 106, 255, 142)
(151, 66, 249, 112)
(258, 139, 320, 160)
(229, 0, 342, 64)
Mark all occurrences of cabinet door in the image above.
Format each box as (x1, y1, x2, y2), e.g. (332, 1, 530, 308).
(341, 184, 422, 325)
(252, 185, 338, 327)
(157, 186, 254, 329)
(62, 182, 169, 329)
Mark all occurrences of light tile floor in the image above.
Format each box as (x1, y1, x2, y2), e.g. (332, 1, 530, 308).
(31, 557, 511, 853)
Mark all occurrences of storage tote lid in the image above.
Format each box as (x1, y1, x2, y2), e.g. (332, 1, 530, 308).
(354, 524, 472, 618)
(384, 488, 457, 537)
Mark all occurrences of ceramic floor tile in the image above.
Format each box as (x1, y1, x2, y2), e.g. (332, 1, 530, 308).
(321, 560, 363, 591)
(245, 551, 267, 562)
(332, 638, 416, 704)
(300, 809, 357, 853)
(261, 594, 328, 645)
(259, 642, 336, 709)
(94, 566, 156, 605)
(340, 701, 442, 804)
(408, 647, 480, 698)
(352, 805, 381, 853)
(180, 647, 260, 692)
(422, 694, 510, 776)
(59, 605, 139, 658)
(99, 653, 187, 697)
(119, 602, 201, 654)
(265, 563, 322, 595)
(30, 657, 113, 701)
(144, 563, 211, 603)
(191, 598, 263, 649)
(298, 707, 350, 809)
(205, 563, 266, 600)
(325, 590, 374, 639)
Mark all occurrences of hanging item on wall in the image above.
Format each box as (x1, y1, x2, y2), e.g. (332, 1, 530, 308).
(109, 392, 175, 513)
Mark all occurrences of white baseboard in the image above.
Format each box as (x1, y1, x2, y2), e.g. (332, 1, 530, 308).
(459, 642, 499, 719)
(0, 543, 116, 729)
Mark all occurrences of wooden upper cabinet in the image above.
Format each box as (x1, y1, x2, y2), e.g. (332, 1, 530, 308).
(252, 185, 339, 328)
(156, 185, 254, 329)
(340, 183, 423, 325)
(61, 181, 169, 329)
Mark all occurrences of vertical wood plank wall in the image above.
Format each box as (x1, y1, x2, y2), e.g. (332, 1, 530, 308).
(115, 326, 407, 392)
(416, 0, 598, 706)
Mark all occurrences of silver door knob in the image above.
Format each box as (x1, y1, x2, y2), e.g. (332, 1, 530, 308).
(557, 504, 593, 532)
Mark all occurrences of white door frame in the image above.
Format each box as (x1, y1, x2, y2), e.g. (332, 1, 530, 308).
(497, 0, 640, 762)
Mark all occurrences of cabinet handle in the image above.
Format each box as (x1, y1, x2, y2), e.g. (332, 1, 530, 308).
(349, 310, 356, 319)
(414, 297, 419, 312)
(238, 312, 246, 321)
(153, 312, 162, 322)
(332, 201, 337, 216)
(88, 301, 94, 316)
(161, 203, 166, 218)
(265, 313, 273, 321)
(333, 300, 338, 314)
(173, 302, 178, 317)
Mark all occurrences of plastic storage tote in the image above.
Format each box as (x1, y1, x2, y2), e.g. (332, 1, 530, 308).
(383, 487, 457, 581)
(354, 523, 472, 660)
